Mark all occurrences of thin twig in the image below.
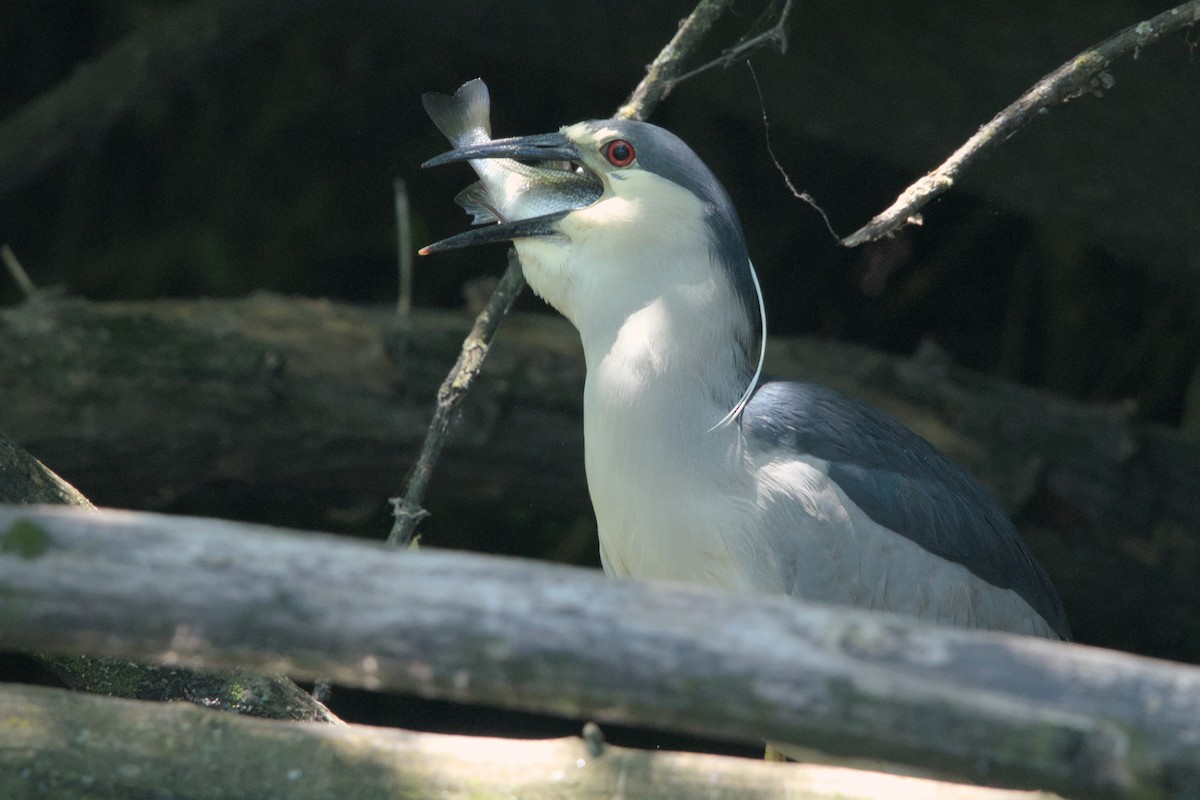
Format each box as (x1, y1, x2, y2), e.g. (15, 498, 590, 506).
(387, 253, 526, 547)
(842, 1, 1200, 248)
(1, 244, 36, 298)
(389, 0, 797, 547)
(394, 178, 413, 317)
(661, 0, 797, 91)
(746, 61, 838, 241)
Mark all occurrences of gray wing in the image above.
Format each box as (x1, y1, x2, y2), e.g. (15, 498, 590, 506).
(742, 380, 1070, 639)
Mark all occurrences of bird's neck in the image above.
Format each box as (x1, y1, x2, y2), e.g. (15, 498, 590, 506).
(578, 276, 756, 439)
(575, 276, 763, 588)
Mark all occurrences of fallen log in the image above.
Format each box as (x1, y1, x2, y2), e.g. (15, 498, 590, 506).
(0, 682, 1054, 800)
(2, 504, 1197, 798)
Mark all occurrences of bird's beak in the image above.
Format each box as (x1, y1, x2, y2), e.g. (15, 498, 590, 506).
(420, 132, 580, 168)
(418, 211, 569, 255)
(420, 132, 598, 255)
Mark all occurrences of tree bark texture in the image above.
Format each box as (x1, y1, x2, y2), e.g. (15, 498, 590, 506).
(0, 428, 93, 507)
(1, 294, 1197, 662)
(0, 683, 1056, 800)
(0, 425, 337, 723)
(0, 294, 587, 519)
(2, 505, 1199, 798)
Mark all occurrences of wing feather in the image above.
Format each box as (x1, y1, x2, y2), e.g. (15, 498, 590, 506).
(742, 380, 1070, 639)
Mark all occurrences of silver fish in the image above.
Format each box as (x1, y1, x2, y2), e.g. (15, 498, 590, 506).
(421, 79, 602, 228)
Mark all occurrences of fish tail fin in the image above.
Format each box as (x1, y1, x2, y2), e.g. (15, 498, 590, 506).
(421, 79, 491, 145)
(454, 182, 501, 225)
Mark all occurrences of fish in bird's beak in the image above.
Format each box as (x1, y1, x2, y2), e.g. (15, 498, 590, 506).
(419, 132, 601, 255)
(419, 80, 602, 255)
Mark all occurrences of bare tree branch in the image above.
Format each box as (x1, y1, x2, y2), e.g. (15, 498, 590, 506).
(5, 504, 1200, 797)
(388, 252, 526, 546)
(618, 0, 738, 121)
(1, 244, 37, 298)
(842, 1, 1200, 248)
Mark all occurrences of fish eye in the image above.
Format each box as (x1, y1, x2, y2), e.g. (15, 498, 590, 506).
(603, 139, 636, 168)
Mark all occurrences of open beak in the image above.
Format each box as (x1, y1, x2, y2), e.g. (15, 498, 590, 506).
(420, 132, 599, 255)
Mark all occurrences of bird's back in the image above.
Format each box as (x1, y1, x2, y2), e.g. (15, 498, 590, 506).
(742, 380, 1069, 639)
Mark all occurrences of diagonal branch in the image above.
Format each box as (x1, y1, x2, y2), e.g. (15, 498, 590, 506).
(842, 1, 1200, 248)
(618, 0, 739, 121)
(387, 253, 526, 546)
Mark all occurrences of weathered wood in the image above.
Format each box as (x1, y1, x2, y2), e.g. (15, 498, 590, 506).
(38, 656, 340, 724)
(0, 683, 1055, 800)
(2, 505, 1199, 798)
(0, 429, 92, 507)
(0, 294, 588, 518)
(0, 427, 338, 723)
(2, 294, 1198, 661)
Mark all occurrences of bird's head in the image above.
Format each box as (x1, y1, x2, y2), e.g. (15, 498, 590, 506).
(422, 119, 763, 351)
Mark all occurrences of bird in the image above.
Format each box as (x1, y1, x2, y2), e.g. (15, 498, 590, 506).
(420, 80, 1070, 642)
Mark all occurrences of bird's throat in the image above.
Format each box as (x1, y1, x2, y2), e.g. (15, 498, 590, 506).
(579, 282, 757, 432)
(579, 300, 758, 587)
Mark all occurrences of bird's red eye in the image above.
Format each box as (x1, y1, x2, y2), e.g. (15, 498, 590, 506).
(604, 139, 635, 167)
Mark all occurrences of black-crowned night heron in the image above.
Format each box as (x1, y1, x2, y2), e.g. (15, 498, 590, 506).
(421, 80, 1069, 642)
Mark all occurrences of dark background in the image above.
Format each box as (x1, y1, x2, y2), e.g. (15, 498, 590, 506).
(2, 0, 1198, 752)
